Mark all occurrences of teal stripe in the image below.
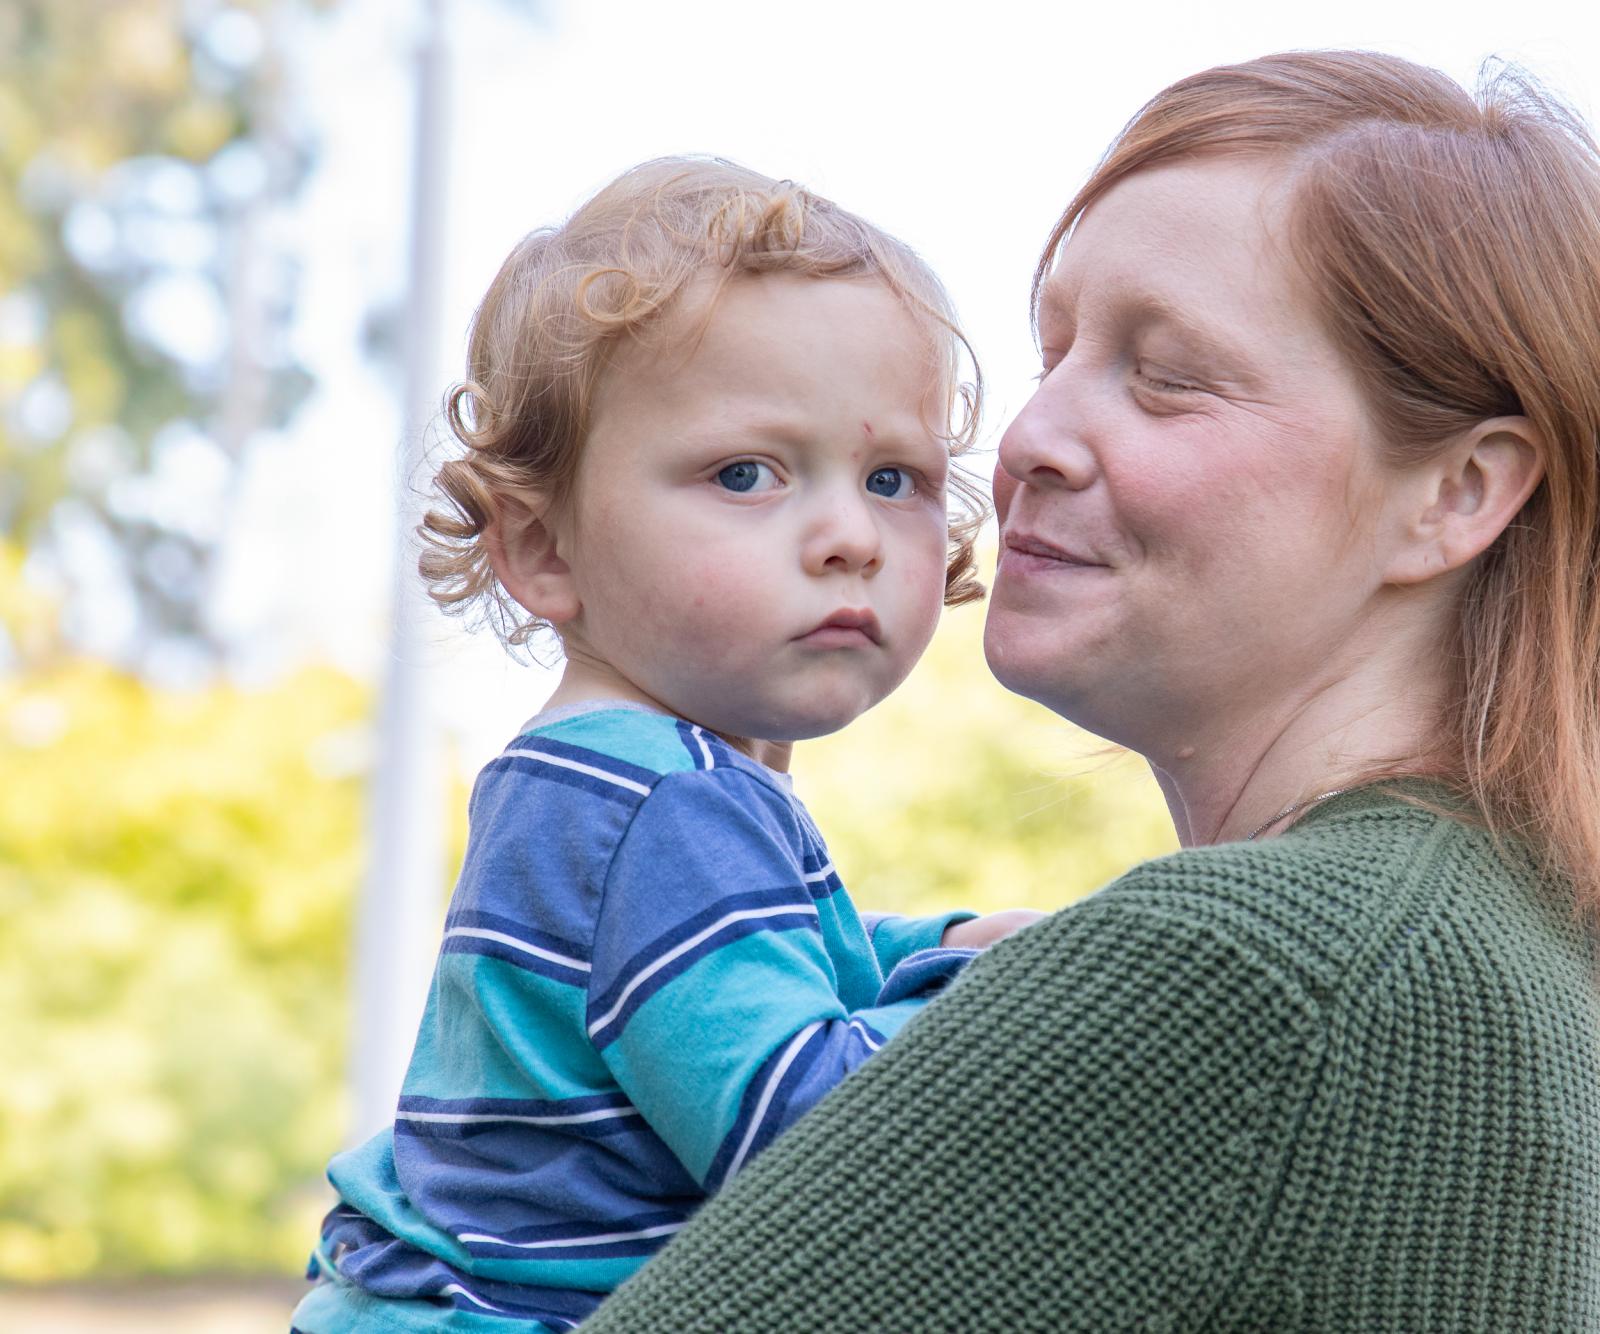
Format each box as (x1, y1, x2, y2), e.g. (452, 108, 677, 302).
(439, 1253, 649, 1290)
(603, 931, 841, 1183)
(812, 896, 884, 1010)
(406, 955, 608, 1103)
(327, 1132, 475, 1269)
(292, 1257, 566, 1333)
(323, 1134, 659, 1293)
(527, 710, 697, 776)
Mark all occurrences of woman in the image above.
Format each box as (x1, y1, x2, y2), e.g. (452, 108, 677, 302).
(583, 51, 1600, 1330)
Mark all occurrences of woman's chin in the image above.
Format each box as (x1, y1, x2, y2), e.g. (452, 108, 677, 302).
(984, 628, 1075, 714)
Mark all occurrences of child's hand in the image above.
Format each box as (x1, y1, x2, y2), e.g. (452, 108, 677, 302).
(941, 909, 1046, 950)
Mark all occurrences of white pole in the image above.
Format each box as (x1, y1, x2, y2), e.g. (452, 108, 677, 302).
(349, 0, 451, 1145)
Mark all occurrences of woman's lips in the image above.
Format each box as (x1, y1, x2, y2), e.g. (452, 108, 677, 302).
(1000, 531, 1109, 573)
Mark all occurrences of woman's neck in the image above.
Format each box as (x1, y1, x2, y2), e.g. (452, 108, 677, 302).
(1148, 610, 1450, 847)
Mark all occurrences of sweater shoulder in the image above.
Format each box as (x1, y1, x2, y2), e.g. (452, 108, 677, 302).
(1091, 788, 1575, 1010)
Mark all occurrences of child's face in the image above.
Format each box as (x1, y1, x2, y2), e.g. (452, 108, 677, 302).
(553, 273, 952, 744)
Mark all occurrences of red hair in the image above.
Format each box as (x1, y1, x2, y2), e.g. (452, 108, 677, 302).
(1038, 52, 1600, 910)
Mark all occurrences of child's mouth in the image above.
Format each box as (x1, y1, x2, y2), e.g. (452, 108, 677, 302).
(798, 610, 882, 647)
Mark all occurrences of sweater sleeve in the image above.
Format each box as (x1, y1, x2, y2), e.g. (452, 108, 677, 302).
(582, 876, 1328, 1333)
(587, 767, 954, 1193)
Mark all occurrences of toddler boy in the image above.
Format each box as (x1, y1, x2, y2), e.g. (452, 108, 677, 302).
(292, 158, 1039, 1333)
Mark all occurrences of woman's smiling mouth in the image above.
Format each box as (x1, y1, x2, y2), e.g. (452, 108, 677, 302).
(1000, 531, 1110, 574)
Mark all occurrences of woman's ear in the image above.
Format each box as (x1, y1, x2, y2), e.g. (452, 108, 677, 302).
(485, 490, 581, 624)
(1384, 416, 1545, 586)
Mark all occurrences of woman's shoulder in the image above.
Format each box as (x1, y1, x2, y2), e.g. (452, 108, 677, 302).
(1075, 783, 1587, 1013)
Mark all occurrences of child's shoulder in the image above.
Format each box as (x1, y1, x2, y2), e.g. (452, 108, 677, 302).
(499, 704, 786, 800)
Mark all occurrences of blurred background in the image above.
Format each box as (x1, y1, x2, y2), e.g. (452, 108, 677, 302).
(1, 0, 1593, 1327)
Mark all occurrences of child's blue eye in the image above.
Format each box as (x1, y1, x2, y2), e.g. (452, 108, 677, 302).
(715, 461, 778, 493)
(865, 467, 914, 499)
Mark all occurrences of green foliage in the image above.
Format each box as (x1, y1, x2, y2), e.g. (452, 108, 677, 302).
(0, 643, 367, 1281)
(0, 0, 317, 654)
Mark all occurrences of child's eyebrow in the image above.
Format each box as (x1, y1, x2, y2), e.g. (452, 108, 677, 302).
(686, 412, 939, 454)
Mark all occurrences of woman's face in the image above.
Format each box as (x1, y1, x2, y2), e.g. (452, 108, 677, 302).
(985, 158, 1406, 755)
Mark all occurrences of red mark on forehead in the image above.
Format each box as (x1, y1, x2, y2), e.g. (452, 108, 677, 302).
(862, 421, 874, 438)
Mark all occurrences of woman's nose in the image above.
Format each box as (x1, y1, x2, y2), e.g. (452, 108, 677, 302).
(996, 379, 1098, 495)
(803, 492, 884, 578)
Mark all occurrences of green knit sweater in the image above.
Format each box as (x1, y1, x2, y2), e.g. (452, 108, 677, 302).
(582, 787, 1600, 1331)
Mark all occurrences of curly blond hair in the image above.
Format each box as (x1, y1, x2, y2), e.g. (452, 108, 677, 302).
(419, 156, 987, 647)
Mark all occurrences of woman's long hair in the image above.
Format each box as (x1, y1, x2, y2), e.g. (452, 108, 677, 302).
(1037, 52, 1600, 912)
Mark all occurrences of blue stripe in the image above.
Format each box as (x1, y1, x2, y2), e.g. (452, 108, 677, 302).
(489, 751, 645, 805)
(398, 1092, 631, 1117)
(500, 735, 660, 789)
(455, 1208, 690, 1262)
(390, 1120, 698, 1247)
(704, 1035, 796, 1188)
(674, 719, 717, 769)
(395, 1115, 643, 1144)
(395, 1092, 642, 1141)
(447, 911, 587, 964)
(321, 1209, 607, 1325)
(441, 909, 592, 982)
(587, 889, 821, 1049)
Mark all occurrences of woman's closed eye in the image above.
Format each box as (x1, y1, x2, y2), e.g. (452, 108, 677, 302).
(1136, 363, 1204, 395)
(714, 460, 782, 493)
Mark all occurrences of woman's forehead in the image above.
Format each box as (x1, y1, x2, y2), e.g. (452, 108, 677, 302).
(1043, 161, 1308, 330)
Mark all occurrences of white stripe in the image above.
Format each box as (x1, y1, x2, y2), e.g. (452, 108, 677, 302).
(848, 1019, 883, 1052)
(724, 1020, 826, 1181)
(459, 1221, 686, 1251)
(397, 1106, 638, 1128)
(803, 863, 835, 884)
(689, 725, 715, 769)
(587, 903, 819, 1039)
(504, 747, 651, 796)
(439, 1282, 505, 1313)
(444, 926, 593, 973)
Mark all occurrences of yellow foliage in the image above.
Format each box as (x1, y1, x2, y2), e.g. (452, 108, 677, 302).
(0, 652, 368, 1281)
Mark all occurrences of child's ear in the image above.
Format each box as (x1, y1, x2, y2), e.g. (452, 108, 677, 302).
(485, 490, 581, 625)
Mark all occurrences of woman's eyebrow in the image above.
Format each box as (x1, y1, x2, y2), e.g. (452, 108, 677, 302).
(1041, 276, 1241, 349)
(1123, 293, 1262, 375)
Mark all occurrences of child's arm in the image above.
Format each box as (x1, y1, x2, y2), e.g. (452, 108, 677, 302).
(588, 768, 963, 1193)
(862, 907, 1045, 980)
(858, 910, 977, 976)
(942, 909, 1047, 949)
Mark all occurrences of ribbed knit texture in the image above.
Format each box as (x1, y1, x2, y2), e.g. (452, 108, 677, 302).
(581, 787, 1600, 1332)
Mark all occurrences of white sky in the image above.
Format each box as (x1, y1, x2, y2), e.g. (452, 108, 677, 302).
(215, 0, 1597, 774)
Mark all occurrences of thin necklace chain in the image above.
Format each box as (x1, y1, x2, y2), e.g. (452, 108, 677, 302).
(1243, 787, 1355, 842)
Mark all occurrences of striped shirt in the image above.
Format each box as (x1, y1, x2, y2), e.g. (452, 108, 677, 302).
(293, 704, 975, 1333)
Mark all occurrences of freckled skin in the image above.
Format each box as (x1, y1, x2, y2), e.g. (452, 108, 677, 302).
(545, 274, 953, 748)
(985, 159, 1401, 759)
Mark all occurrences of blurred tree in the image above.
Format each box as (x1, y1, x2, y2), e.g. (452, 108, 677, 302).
(0, 0, 320, 675)
(0, 540, 370, 1279)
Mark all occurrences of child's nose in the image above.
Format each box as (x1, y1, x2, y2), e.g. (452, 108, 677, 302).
(803, 493, 884, 577)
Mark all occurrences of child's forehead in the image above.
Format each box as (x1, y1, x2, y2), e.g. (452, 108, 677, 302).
(586, 274, 954, 452)
(631, 270, 949, 379)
